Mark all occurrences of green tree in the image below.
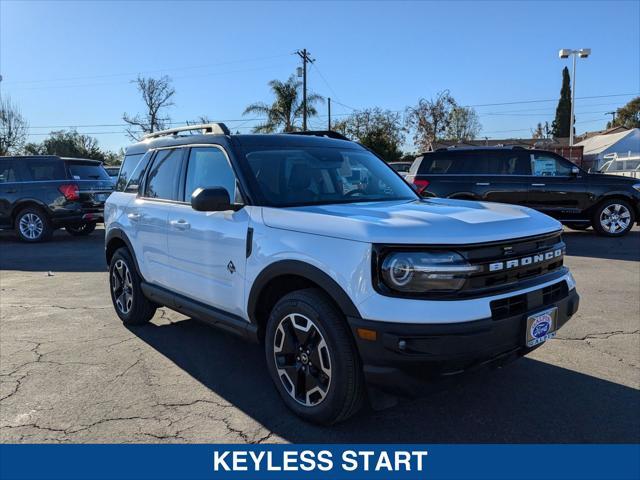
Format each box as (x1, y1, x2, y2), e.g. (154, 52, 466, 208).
(607, 97, 640, 129)
(332, 108, 405, 162)
(23, 130, 106, 160)
(243, 75, 323, 133)
(551, 67, 572, 138)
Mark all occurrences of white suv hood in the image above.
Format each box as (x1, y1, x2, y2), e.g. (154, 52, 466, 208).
(261, 198, 562, 245)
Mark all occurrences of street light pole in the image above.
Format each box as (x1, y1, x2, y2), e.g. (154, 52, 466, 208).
(559, 48, 591, 146)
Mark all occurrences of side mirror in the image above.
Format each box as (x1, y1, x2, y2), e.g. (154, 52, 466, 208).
(191, 187, 241, 212)
(571, 166, 580, 176)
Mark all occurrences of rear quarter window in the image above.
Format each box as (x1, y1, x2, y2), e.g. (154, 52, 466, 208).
(66, 162, 110, 180)
(22, 158, 67, 181)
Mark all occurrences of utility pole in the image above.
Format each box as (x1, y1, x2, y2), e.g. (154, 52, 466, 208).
(606, 111, 616, 124)
(296, 49, 314, 131)
(328, 97, 331, 130)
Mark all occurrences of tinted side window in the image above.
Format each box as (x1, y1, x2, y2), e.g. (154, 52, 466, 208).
(67, 163, 111, 180)
(144, 149, 182, 200)
(184, 147, 238, 202)
(485, 151, 532, 175)
(0, 158, 18, 183)
(418, 152, 485, 174)
(23, 158, 66, 181)
(532, 152, 572, 176)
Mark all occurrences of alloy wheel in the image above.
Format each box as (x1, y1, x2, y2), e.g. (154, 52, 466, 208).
(599, 204, 631, 234)
(18, 213, 44, 240)
(111, 259, 133, 314)
(273, 313, 332, 407)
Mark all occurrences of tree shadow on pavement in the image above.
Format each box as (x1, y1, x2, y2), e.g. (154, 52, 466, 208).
(0, 228, 107, 273)
(129, 317, 640, 443)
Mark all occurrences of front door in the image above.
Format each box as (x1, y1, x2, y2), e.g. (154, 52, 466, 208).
(165, 146, 249, 318)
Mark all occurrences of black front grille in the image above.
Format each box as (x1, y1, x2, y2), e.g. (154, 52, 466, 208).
(490, 281, 569, 320)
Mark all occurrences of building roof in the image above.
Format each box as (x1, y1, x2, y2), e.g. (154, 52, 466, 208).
(574, 128, 640, 155)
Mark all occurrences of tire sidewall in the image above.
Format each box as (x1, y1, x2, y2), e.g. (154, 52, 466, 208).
(593, 200, 635, 236)
(109, 248, 143, 324)
(15, 207, 52, 242)
(265, 293, 359, 424)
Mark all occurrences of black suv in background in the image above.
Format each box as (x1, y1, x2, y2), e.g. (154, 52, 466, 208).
(406, 147, 640, 236)
(0, 156, 113, 242)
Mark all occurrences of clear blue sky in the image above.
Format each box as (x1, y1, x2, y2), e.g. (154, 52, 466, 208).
(1, 0, 639, 153)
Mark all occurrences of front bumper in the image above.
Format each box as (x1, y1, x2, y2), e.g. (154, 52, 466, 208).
(348, 285, 579, 395)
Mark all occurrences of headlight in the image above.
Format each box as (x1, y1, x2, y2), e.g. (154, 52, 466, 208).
(633, 183, 640, 192)
(380, 251, 479, 293)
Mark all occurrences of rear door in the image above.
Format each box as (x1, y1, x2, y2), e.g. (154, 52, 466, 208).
(527, 151, 589, 219)
(0, 157, 21, 227)
(480, 150, 532, 205)
(164, 145, 249, 317)
(409, 151, 478, 198)
(129, 148, 185, 287)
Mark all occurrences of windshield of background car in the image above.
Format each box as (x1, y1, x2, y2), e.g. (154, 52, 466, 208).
(243, 146, 418, 207)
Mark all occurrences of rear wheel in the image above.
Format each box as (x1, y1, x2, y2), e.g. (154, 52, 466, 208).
(265, 288, 364, 425)
(66, 222, 97, 236)
(593, 199, 635, 237)
(109, 248, 156, 325)
(14, 207, 53, 243)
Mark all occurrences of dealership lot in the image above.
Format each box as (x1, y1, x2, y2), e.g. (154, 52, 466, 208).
(0, 227, 638, 443)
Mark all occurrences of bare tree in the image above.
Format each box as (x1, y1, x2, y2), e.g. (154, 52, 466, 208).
(405, 91, 456, 151)
(446, 106, 481, 141)
(0, 97, 29, 155)
(123, 75, 175, 140)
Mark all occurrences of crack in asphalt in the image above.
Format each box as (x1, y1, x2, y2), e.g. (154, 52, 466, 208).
(556, 329, 640, 341)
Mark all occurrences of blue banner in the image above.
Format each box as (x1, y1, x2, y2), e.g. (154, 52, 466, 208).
(1, 444, 638, 480)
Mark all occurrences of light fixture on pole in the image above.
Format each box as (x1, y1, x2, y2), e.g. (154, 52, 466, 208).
(558, 48, 591, 146)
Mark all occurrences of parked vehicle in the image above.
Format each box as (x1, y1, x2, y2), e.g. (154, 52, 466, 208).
(0, 156, 113, 242)
(389, 161, 412, 177)
(596, 153, 640, 179)
(104, 166, 121, 185)
(105, 124, 579, 424)
(406, 147, 640, 236)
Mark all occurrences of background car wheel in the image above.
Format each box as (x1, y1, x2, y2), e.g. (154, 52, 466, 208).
(109, 247, 156, 325)
(593, 200, 635, 237)
(66, 222, 97, 236)
(14, 207, 53, 243)
(265, 288, 364, 425)
(565, 223, 591, 231)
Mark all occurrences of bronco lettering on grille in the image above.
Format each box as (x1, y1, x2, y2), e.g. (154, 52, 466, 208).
(488, 248, 564, 272)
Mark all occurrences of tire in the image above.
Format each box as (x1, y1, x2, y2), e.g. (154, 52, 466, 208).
(66, 222, 97, 236)
(109, 247, 156, 325)
(592, 199, 635, 237)
(565, 223, 591, 231)
(265, 288, 364, 425)
(14, 207, 53, 243)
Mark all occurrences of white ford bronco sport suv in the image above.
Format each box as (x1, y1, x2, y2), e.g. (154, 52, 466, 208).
(105, 124, 579, 424)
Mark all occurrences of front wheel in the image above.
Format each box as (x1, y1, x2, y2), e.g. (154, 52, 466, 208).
(593, 200, 635, 237)
(66, 222, 97, 236)
(265, 288, 364, 425)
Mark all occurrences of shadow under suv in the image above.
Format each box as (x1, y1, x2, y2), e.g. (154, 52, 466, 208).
(406, 147, 640, 236)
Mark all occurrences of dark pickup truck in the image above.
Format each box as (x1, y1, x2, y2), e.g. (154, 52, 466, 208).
(0, 155, 114, 242)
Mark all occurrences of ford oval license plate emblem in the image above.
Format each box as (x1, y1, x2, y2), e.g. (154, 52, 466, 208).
(526, 307, 558, 347)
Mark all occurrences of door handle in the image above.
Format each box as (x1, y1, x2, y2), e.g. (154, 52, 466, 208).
(475, 182, 490, 186)
(531, 183, 546, 187)
(169, 219, 191, 230)
(127, 212, 141, 222)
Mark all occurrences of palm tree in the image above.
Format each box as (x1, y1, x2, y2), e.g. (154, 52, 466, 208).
(243, 75, 323, 133)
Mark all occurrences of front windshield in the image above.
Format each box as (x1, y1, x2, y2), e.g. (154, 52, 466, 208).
(243, 146, 418, 207)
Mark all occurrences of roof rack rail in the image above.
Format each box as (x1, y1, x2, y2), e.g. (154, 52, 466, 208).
(286, 130, 351, 141)
(143, 123, 230, 139)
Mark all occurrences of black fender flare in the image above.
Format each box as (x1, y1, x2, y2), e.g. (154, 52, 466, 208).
(247, 260, 362, 323)
(105, 228, 144, 279)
